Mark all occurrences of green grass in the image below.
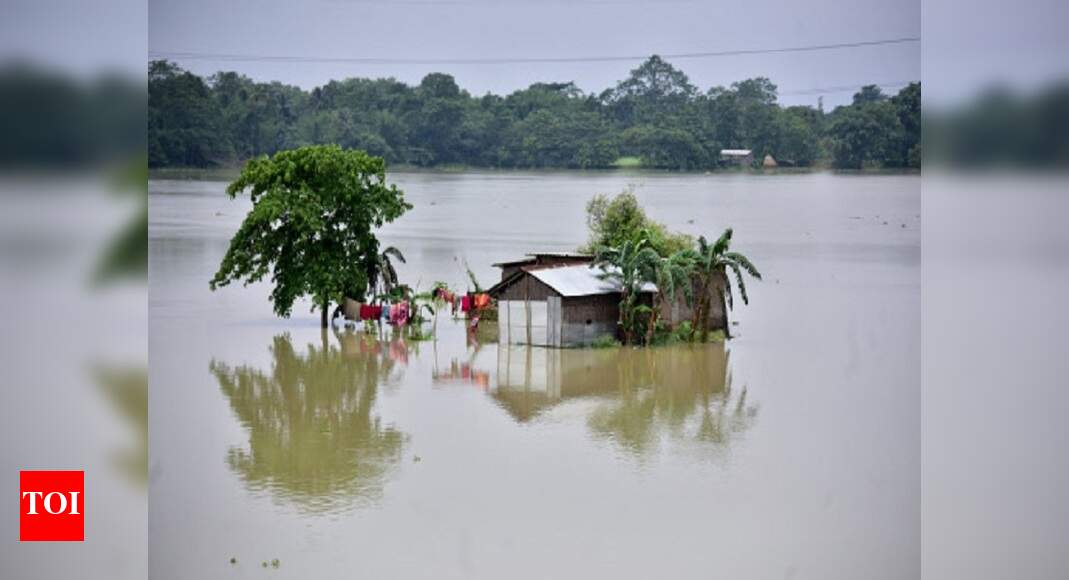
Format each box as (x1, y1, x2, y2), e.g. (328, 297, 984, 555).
(589, 334, 621, 349)
(611, 156, 644, 168)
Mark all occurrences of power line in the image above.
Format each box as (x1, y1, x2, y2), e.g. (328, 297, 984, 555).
(779, 81, 916, 97)
(149, 36, 919, 66)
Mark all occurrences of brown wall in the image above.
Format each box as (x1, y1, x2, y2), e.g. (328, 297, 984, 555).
(660, 272, 729, 332)
(494, 273, 559, 302)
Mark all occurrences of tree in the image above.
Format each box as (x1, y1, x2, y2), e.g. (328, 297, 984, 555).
(891, 82, 921, 168)
(603, 55, 697, 125)
(583, 189, 692, 257)
(367, 245, 406, 298)
(593, 238, 660, 345)
(621, 125, 710, 170)
(645, 250, 695, 344)
(689, 229, 761, 340)
(210, 145, 412, 327)
(827, 100, 903, 169)
(148, 60, 229, 167)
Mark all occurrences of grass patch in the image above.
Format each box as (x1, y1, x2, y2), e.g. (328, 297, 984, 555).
(590, 334, 621, 349)
(611, 156, 644, 168)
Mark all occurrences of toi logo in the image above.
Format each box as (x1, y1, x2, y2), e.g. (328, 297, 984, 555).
(19, 471, 84, 542)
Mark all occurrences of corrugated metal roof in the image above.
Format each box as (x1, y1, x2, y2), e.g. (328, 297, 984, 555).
(526, 251, 593, 259)
(720, 149, 752, 155)
(528, 264, 657, 297)
(491, 257, 536, 267)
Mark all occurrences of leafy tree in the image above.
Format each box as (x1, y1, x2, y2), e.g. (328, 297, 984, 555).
(891, 82, 921, 168)
(689, 229, 762, 340)
(644, 250, 696, 344)
(367, 245, 406, 297)
(149, 60, 229, 166)
(604, 55, 697, 125)
(583, 189, 692, 256)
(853, 84, 887, 105)
(827, 100, 903, 169)
(621, 125, 710, 170)
(508, 108, 617, 168)
(593, 238, 660, 345)
(210, 145, 412, 326)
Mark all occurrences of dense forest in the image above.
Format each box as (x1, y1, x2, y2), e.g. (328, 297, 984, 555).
(150, 56, 920, 170)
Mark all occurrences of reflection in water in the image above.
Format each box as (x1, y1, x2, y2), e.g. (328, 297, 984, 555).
(494, 344, 758, 457)
(92, 364, 148, 486)
(209, 331, 408, 513)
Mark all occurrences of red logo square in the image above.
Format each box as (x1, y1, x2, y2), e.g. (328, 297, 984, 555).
(19, 470, 84, 542)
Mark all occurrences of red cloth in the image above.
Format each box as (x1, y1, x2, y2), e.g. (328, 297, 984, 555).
(369, 305, 383, 320)
(359, 304, 374, 320)
(461, 295, 471, 312)
(474, 293, 490, 309)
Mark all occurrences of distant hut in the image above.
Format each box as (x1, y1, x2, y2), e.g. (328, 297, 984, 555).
(719, 149, 754, 167)
(762, 154, 778, 168)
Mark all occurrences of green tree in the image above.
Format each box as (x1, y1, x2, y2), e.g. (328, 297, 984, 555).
(367, 245, 406, 298)
(689, 229, 761, 340)
(603, 55, 697, 126)
(148, 60, 229, 167)
(891, 82, 921, 167)
(583, 189, 692, 257)
(210, 146, 412, 327)
(645, 250, 696, 344)
(621, 125, 710, 170)
(827, 98, 903, 169)
(593, 238, 660, 345)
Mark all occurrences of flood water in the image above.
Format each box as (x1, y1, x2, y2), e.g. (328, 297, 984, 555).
(150, 170, 919, 579)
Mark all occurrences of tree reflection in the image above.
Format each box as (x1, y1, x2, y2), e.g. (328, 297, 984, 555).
(494, 344, 758, 457)
(209, 331, 408, 513)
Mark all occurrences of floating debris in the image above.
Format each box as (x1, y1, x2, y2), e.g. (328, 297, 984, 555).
(229, 557, 237, 565)
(271, 559, 280, 568)
(413, 455, 422, 463)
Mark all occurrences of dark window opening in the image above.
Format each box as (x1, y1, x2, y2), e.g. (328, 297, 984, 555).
(585, 319, 592, 325)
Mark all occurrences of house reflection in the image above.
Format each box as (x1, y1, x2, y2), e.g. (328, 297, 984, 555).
(494, 344, 758, 456)
(208, 331, 408, 513)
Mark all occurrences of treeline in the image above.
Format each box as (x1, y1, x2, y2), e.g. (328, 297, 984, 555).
(0, 64, 144, 168)
(149, 56, 920, 170)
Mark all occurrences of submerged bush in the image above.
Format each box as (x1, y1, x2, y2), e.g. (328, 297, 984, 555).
(590, 335, 621, 349)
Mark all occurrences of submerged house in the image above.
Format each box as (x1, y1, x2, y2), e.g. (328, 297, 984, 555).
(488, 251, 729, 347)
(488, 261, 655, 347)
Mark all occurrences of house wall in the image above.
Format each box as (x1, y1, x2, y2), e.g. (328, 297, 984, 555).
(494, 274, 557, 302)
(560, 294, 620, 347)
(660, 272, 729, 332)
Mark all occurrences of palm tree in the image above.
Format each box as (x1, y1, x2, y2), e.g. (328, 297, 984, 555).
(689, 229, 761, 340)
(368, 246, 406, 298)
(645, 250, 696, 345)
(593, 238, 660, 345)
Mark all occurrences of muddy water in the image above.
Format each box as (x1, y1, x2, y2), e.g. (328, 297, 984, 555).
(150, 170, 919, 579)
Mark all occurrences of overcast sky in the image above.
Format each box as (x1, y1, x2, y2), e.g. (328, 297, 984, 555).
(148, 0, 920, 107)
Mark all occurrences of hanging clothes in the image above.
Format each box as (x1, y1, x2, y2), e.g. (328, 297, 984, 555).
(474, 293, 491, 310)
(359, 304, 374, 321)
(369, 305, 383, 320)
(389, 301, 410, 326)
(381, 304, 391, 323)
(461, 295, 471, 313)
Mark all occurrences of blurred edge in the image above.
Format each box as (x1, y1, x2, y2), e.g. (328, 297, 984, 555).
(0, 2, 148, 579)
(922, 0, 1069, 578)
